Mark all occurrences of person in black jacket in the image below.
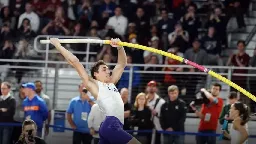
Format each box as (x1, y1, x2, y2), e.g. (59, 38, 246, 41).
(130, 92, 153, 144)
(15, 119, 46, 144)
(0, 81, 16, 144)
(160, 85, 187, 144)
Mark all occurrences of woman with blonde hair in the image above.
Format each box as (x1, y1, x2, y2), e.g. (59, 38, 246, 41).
(130, 93, 153, 144)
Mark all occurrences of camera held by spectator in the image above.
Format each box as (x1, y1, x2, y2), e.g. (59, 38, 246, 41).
(190, 89, 211, 107)
(15, 119, 46, 144)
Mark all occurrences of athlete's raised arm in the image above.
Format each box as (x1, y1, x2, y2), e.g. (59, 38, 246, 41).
(50, 38, 97, 97)
(109, 38, 127, 84)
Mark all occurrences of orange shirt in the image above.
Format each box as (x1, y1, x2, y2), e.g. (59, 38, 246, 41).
(199, 97, 223, 131)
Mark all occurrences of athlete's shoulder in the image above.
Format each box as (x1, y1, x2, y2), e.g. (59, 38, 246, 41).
(92, 103, 100, 109)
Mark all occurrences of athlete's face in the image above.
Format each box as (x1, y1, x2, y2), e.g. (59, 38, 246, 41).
(229, 104, 239, 119)
(95, 65, 111, 82)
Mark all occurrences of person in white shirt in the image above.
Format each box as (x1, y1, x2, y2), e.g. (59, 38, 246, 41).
(223, 102, 249, 144)
(106, 6, 128, 37)
(88, 103, 106, 144)
(17, 2, 40, 33)
(146, 81, 165, 144)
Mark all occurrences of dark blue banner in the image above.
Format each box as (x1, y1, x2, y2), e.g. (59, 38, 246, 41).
(53, 110, 66, 132)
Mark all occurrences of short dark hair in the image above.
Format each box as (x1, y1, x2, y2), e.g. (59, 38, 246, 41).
(208, 26, 215, 30)
(229, 91, 237, 99)
(90, 60, 107, 79)
(115, 5, 122, 10)
(212, 83, 222, 91)
(34, 80, 42, 84)
(237, 40, 245, 46)
(161, 8, 168, 13)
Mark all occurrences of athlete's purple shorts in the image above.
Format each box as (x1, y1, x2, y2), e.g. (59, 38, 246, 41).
(99, 116, 133, 144)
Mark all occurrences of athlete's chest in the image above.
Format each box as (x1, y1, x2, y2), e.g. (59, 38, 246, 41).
(100, 83, 119, 93)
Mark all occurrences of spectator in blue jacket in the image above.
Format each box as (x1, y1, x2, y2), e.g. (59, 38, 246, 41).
(22, 82, 48, 138)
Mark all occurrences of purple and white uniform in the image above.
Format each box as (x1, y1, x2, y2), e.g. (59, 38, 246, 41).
(96, 81, 132, 144)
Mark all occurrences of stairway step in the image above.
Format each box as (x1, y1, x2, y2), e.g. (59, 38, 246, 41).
(245, 17, 256, 25)
(252, 35, 256, 41)
(229, 40, 256, 49)
(230, 33, 249, 41)
(245, 25, 255, 32)
(250, 11, 256, 17)
(228, 26, 255, 33)
(246, 41, 256, 48)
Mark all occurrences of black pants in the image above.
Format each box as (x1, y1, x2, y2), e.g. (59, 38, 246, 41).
(226, 5, 246, 28)
(155, 131, 161, 144)
(92, 137, 99, 144)
(73, 132, 92, 144)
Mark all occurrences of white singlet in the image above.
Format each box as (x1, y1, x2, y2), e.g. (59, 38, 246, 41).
(230, 123, 249, 144)
(95, 81, 124, 124)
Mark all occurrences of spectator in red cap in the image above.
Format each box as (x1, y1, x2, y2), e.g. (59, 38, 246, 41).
(146, 80, 165, 144)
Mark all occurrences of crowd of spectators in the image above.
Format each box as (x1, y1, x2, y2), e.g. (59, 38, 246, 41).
(0, 79, 251, 144)
(0, 0, 255, 143)
(0, 0, 254, 99)
(0, 0, 249, 58)
(0, 81, 50, 144)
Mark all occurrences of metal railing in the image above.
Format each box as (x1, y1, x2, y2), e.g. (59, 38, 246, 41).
(33, 35, 102, 92)
(1, 59, 256, 110)
(33, 35, 101, 69)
